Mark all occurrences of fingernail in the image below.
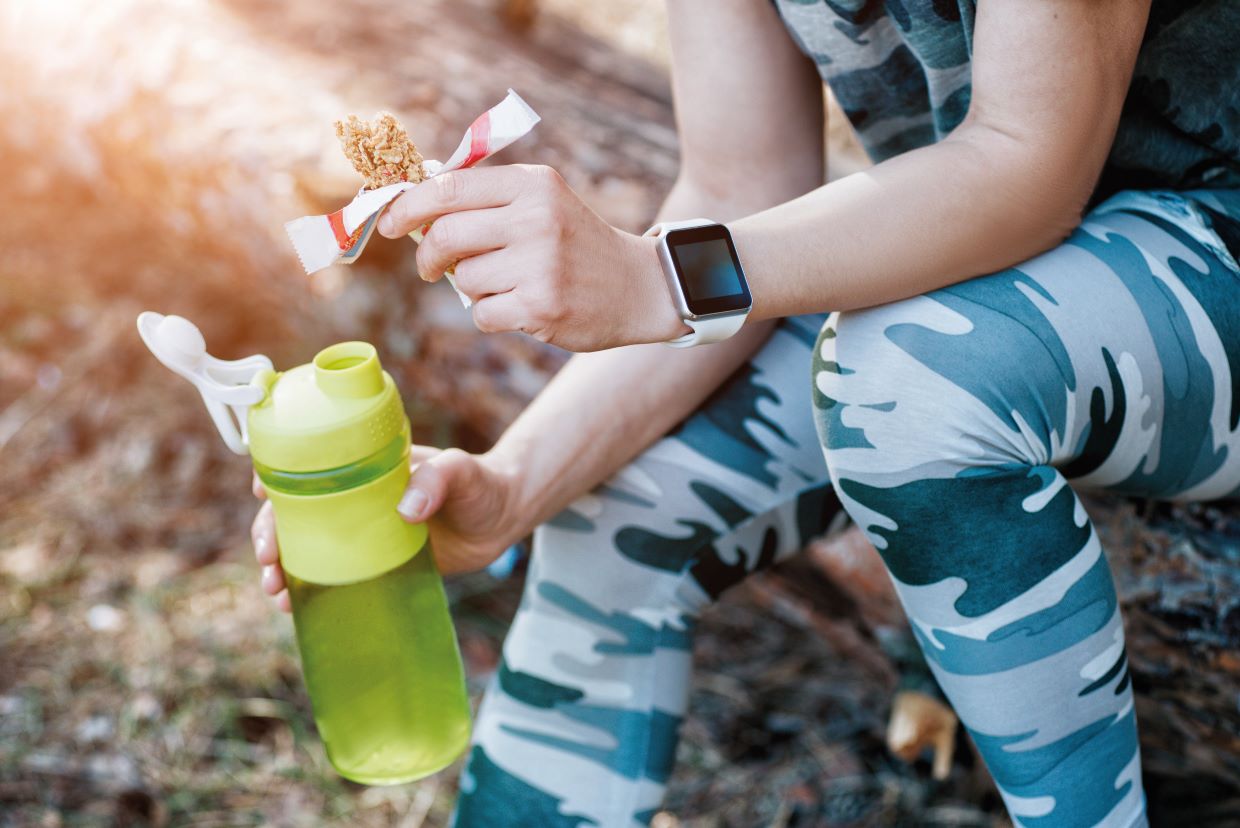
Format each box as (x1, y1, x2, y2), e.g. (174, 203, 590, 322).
(397, 488, 429, 521)
(254, 535, 268, 561)
(378, 214, 394, 236)
(261, 565, 276, 590)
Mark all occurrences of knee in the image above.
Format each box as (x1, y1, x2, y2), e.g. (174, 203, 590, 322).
(812, 303, 965, 471)
(812, 289, 1068, 472)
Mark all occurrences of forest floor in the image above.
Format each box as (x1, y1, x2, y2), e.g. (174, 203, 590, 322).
(1, 0, 1237, 826)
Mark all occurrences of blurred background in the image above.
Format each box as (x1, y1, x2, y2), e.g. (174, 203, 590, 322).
(1, 0, 1237, 825)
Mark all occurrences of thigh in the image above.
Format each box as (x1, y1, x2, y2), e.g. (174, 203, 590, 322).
(1062, 190, 1240, 500)
(807, 195, 1240, 828)
(528, 312, 838, 624)
(820, 189, 1240, 503)
(455, 314, 840, 828)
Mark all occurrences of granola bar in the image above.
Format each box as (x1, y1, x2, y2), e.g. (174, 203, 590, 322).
(334, 111, 426, 190)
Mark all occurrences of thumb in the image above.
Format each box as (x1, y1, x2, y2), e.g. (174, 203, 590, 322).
(409, 444, 439, 465)
(396, 448, 471, 523)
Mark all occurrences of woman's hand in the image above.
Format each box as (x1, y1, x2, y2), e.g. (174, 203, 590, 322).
(376, 164, 689, 351)
(250, 447, 527, 612)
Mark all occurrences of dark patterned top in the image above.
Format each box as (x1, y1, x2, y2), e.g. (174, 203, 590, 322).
(772, 0, 1240, 200)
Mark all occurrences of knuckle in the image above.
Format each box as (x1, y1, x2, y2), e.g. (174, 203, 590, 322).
(439, 447, 469, 465)
(428, 215, 457, 252)
(448, 255, 471, 283)
(433, 172, 466, 209)
(533, 248, 564, 288)
(529, 203, 560, 239)
(543, 199, 564, 228)
(387, 197, 413, 230)
(547, 238, 568, 271)
(521, 165, 563, 208)
(530, 164, 562, 190)
(530, 292, 562, 327)
(451, 255, 484, 290)
(415, 243, 437, 276)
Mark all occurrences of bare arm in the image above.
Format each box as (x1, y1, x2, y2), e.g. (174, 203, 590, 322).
(380, 0, 1150, 347)
(480, 0, 1151, 519)
(257, 0, 1150, 589)
(732, 0, 1151, 318)
(486, 0, 825, 535)
(254, 0, 826, 591)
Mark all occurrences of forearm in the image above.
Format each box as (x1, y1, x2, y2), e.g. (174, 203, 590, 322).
(459, 0, 826, 535)
(732, 124, 1089, 320)
(488, 322, 773, 534)
(487, 179, 777, 534)
(731, 0, 1148, 320)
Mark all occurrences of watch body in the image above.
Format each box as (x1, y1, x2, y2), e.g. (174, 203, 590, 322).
(645, 219, 752, 347)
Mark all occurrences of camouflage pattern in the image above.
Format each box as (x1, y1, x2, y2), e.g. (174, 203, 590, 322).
(771, 0, 1240, 197)
(446, 6, 1240, 822)
(453, 314, 841, 827)
(453, 188, 1240, 827)
(815, 188, 1240, 828)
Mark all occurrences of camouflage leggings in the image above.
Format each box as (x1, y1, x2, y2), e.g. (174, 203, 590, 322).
(452, 189, 1240, 828)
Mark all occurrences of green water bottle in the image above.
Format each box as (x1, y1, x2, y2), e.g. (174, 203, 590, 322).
(137, 312, 471, 784)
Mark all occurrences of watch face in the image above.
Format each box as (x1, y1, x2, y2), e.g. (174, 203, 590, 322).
(665, 224, 751, 316)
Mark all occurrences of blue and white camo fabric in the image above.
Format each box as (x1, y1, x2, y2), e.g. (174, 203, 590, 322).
(453, 188, 1240, 828)
(450, 0, 1240, 822)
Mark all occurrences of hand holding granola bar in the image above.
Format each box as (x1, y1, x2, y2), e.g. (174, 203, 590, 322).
(375, 162, 689, 351)
(288, 89, 686, 350)
(284, 90, 541, 302)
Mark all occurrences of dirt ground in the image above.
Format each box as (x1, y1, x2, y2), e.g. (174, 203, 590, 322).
(1, 1, 1237, 827)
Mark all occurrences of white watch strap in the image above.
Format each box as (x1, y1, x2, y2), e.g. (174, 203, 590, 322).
(665, 312, 748, 348)
(645, 219, 715, 235)
(644, 219, 750, 348)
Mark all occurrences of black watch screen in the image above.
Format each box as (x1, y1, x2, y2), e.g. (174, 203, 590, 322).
(665, 224, 751, 316)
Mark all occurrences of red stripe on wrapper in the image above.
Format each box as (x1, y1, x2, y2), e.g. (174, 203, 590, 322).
(327, 210, 352, 250)
(461, 112, 492, 169)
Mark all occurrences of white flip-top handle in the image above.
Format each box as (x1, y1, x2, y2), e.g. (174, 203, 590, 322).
(136, 312, 273, 454)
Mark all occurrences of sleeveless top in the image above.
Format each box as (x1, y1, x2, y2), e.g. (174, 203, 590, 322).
(771, 0, 1240, 200)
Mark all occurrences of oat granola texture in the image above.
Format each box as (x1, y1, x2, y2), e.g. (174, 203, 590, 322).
(335, 111, 426, 190)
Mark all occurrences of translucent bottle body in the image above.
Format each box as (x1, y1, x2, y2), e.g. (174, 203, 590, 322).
(260, 442, 471, 785)
(286, 546, 471, 784)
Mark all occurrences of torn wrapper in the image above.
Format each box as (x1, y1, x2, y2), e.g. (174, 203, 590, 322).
(285, 89, 541, 307)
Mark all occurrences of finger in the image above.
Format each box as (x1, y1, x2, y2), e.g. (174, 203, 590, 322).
(251, 500, 279, 566)
(414, 207, 512, 282)
(252, 472, 266, 500)
(396, 448, 473, 524)
(409, 445, 440, 467)
(274, 589, 292, 614)
(261, 563, 286, 596)
(378, 167, 527, 238)
(450, 249, 518, 303)
(471, 290, 531, 335)
(396, 463, 444, 524)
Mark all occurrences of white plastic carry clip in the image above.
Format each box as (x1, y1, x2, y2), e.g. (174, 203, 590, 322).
(136, 312, 273, 455)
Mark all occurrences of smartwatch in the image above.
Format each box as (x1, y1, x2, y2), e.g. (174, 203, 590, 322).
(645, 218, 752, 348)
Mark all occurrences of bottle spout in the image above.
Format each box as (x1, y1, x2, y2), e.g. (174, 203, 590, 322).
(313, 341, 384, 399)
(136, 311, 274, 455)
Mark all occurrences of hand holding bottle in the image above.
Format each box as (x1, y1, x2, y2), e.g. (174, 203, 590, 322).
(251, 446, 523, 611)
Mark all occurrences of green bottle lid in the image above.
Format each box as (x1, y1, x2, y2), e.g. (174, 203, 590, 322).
(246, 342, 408, 474)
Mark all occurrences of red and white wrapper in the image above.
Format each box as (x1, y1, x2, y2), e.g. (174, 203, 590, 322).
(285, 89, 540, 307)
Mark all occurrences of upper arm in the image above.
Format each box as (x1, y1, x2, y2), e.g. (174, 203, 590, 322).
(665, 0, 825, 213)
(961, 0, 1150, 223)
